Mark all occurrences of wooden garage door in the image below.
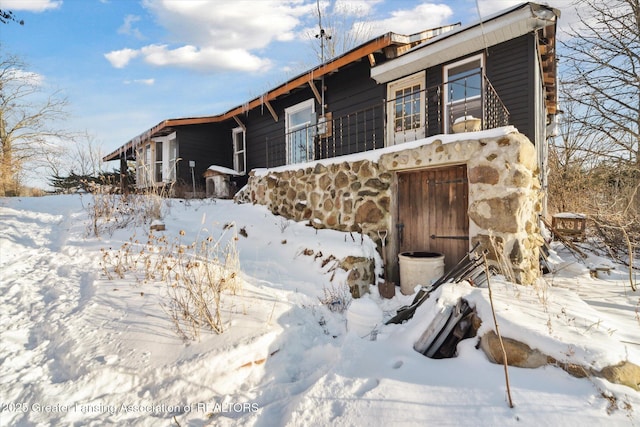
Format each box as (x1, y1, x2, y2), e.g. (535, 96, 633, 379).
(397, 165, 469, 272)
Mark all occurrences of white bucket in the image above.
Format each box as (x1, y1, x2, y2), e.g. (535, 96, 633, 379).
(347, 296, 383, 338)
(398, 251, 445, 295)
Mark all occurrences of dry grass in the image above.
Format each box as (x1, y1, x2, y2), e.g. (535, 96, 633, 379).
(101, 226, 241, 341)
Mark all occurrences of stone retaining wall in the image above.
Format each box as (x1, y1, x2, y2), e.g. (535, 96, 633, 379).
(235, 128, 544, 291)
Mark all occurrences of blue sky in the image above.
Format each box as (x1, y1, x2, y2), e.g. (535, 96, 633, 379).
(0, 0, 580, 173)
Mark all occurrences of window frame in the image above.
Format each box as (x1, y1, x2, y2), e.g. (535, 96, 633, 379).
(443, 54, 484, 133)
(168, 137, 177, 182)
(154, 141, 163, 183)
(284, 98, 316, 165)
(386, 71, 425, 146)
(232, 127, 246, 175)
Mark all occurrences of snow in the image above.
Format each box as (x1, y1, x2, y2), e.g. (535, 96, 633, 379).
(206, 165, 243, 176)
(1, 194, 639, 426)
(554, 212, 587, 218)
(252, 126, 519, 177)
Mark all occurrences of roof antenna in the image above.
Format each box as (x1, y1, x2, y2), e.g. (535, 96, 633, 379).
(475, 0, 490, 57)
(315, 0, 331, 118)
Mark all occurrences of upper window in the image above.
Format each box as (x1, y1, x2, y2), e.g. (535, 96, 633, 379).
(386, 71, 425, 145)
(443, 54, 484, 133)
(168, 138, 177, 181)
(155, 141, 163, 183)
(232, 127, 246, 175)
(285, 99, 315, 164)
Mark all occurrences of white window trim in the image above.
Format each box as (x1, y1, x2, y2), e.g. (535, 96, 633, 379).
(443, 54, 484, 133)
(284, 98, 316, 164)
(147, 131, 177, 185)
(168, 136, 178, 182)
(154, 141, 163, 183)
(386, 70, 425, 146)
(232, 127, 246, 175)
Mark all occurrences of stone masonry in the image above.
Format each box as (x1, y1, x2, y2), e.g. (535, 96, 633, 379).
(235, 128, 544, 292)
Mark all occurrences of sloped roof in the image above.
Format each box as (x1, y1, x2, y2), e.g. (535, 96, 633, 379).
(103, 25, 459, 162)
(371, 2, 559, 114)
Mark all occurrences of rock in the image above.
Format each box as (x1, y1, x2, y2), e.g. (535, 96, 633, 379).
(480, 331, 640, 391)
(597, 362, 640, 391)
(468, 165, 500, 185)
(479, 331, 548, 368)
(355, 200, 383, 225)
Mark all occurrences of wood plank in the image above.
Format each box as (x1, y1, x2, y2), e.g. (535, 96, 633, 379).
(308, 81, 322, 105)
(264, 100, 279, 123)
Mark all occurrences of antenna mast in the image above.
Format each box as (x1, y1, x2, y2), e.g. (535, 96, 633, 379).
(315, 0, 331, 117)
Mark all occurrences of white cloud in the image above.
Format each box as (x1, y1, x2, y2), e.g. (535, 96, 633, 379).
(118, 14, 144, 40)
(0, 0, 61, 12)
(7, 68, 44, 86)
(104, 0, 312, 73)
(140, 44, 272, 72)
(368, 2, 454, 35)
(142, 0, 312, 49)
(124, 78, 155, 86)
(104, 48, 140, 68)
(333, 0, 382, 16)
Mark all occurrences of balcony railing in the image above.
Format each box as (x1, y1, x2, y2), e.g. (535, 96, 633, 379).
(265, 71, 509, 168)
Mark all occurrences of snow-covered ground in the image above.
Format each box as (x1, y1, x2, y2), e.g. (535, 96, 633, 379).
(1, 195, 639, 426)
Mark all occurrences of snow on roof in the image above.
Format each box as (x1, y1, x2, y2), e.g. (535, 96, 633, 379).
(253, 126, 519, 177)
(206, 165, 242, 176)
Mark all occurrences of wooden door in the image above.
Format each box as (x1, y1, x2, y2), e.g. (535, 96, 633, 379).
(397, 165, 469, 272)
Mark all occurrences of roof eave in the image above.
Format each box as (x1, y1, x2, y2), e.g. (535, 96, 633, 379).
(371, 2, 560, 84)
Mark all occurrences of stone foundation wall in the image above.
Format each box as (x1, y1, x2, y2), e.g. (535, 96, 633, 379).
(235, 160, 392, 235)
(235, 129, 544, 289)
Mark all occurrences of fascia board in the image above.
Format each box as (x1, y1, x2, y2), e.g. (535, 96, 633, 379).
(371, 5, 550, 84)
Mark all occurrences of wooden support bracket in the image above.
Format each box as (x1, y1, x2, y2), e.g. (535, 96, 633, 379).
(264, 100, 278, 122)
(308, 81, 322, 105)
(232, 115, 246, 131)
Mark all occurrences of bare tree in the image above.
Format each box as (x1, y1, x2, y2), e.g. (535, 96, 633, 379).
(0, 47, 71, 195)
(0, 9, 24, 26)
(41, 132, 105, 181)
(553, 0, 639, 275)
(561, 0, 640, 178)
(305, 0, 374, 64)
(559, 0, 640, 213)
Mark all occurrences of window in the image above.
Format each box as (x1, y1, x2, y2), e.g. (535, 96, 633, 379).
(168, 138, 177, 181)
(285, 99, 315, 164)
(232, 127, 246, 175)
(443, 55, 484, 133)
(155, 141, 163, 183)
(387, 71, 425, 145)
(142, 144, 151, 186)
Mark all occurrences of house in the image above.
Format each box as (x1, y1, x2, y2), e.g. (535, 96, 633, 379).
(103, 2, 559, 288)
(102, 23, 460, 193)
(104, 2, 558, 193)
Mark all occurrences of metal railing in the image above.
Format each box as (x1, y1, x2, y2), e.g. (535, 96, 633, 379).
(265, 71, 509, 168)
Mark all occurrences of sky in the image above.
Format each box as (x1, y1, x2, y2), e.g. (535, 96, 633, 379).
(0, 0, 581, 177)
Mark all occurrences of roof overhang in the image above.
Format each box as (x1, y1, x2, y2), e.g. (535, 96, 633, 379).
(371, 2, 560, 85)
(103, 25, 459, 162)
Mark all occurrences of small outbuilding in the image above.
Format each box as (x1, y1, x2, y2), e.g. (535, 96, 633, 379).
(203, 165, 241, 199)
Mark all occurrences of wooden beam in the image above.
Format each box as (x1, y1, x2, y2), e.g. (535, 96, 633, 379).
(308, 81, 322, 105)
(264, 100, 278, 122)
(220, 33, 392, 119)
(105, 33, 396, 161)
(368, 53, 376, 67)
(232, 115, 246, 131)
